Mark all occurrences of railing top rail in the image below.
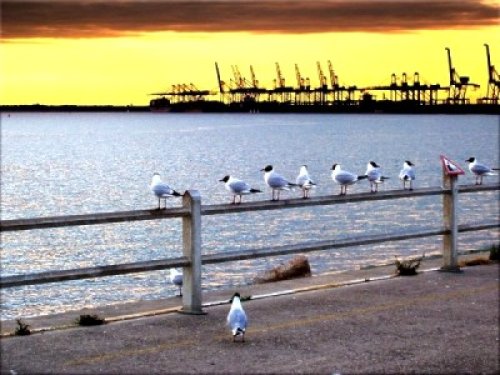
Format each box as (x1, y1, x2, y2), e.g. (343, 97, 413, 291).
(1, 183, 498, 232)
(0, 207, 189, 232)
(201, 185, 447, 216)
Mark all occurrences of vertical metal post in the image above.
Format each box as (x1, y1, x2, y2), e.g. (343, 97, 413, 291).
(441, 172, 461, 272)
(180, 190, 204, 314)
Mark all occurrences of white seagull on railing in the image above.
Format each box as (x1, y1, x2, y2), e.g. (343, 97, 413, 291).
(219, 175, 262, 204)
(150, 173, 182, 209)
(365, 161, 389, 193)
(465, 157, 499, 185)
(331, 163, 367, 195)
(261, 165, 297, 201)
(399, 161, 416, 190)
(296, 165, 317, 199)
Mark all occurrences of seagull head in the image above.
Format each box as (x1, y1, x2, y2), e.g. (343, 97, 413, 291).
(404, 160, 414, 167)
(230, 292, 241, 303)
(465, 157, 476, 163)
(369, 161, 380, 168)
(151, 172, 162, 185)
(219, 175, 230, 183)
(331, 163, 341, 171)
(261, 165, 273, 173)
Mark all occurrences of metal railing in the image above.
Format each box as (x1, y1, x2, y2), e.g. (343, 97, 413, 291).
(1, 178, 499, 314)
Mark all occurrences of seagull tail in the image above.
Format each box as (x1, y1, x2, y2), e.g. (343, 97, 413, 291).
(357, 175, 368, 180)
(172, 190, 182, 197)
(250, 188, 262, 193)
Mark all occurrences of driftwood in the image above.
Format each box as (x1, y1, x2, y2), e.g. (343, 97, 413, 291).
(394, 253, 425, 276)
(76, 314, 105, 326)
(255, 255, 312, 283)
(14, 319, 31, 336)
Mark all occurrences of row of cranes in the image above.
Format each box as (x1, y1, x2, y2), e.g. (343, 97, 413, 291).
(212, 45, 498, 106)
(150, 45, 499, 109)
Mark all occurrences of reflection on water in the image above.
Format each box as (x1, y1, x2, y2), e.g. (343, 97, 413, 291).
(1, 113, 499, 319)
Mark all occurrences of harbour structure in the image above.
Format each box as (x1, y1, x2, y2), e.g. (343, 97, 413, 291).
(149, 46, 500, 113)
(478, 44, 500, 105)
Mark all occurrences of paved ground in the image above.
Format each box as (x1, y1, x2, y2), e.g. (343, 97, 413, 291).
(1, 258, 499, 374)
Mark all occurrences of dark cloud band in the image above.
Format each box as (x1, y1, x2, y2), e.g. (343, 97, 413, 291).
(2, 0, 498, 39)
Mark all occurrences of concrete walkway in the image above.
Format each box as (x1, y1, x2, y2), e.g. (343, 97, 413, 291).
(1, 258, 499, 374)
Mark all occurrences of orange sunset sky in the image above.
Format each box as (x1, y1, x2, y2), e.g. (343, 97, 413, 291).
(1, 0, 499, 106)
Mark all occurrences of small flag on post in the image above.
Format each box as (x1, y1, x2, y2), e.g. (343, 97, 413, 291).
(440, 155, 465, 176)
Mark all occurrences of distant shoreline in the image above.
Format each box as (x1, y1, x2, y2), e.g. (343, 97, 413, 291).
(1, 103, 499, 115)
(0, 105, 150, 113)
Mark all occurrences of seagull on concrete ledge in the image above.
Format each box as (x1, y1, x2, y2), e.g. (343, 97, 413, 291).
(331, 163, 367, 195)
(150, 173, 182, 209)
(465, 157, 499, 185)
(219, 175, 262, 204)
(227, 292, 247, 342)
(261, 165, 297, 201)
(399, 161, 416, 190)
(296, 165, 317, 199)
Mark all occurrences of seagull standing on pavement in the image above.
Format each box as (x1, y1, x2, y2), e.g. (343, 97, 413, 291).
(227, 292, 248, 342)
(169, 268, 183, 297)
(296, 165, 317, 199)
(399, 161, 416, 190)
(465, 157, 499, 185)
(331, 163, 367, 195)
(219, 175, 262, 204)
(261, 165, 297, 201)
(365, 161, 389, 193)
(150, 173, 182, 209)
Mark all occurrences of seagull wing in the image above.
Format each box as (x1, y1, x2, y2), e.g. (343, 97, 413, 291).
(229, 179, 251, 194)
(471, 163, 492, 175)
(227, 308, 247, 332)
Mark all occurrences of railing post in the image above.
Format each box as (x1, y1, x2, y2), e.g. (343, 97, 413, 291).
(441, 171, 461, 272)
(180, 190, 204, 314)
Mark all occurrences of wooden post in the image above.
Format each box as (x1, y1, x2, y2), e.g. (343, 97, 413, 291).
(180, 190, 205, 314)
(441, 170, 461, 272)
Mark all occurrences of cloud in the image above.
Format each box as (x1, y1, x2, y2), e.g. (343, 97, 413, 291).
(1, 0, 498, 39)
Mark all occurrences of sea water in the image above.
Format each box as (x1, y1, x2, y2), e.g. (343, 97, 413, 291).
(1, 112, 499, 319)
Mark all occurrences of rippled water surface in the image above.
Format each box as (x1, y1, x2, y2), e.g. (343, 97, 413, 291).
(1, 112, 499, 319)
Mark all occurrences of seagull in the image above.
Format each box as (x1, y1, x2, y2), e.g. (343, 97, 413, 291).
(260, 165, 297, 201)
(296, 165, 317, 199)
(219, 175, 262, 204)
(331, 163, 367, 195)
(169, 268, 183, 297)
(150, 173, 182, 209)
(227, 292, 247, 342)
(399, 161, 416, 190)
(465, 157, 499, 185)
(365, 161, 389, 193)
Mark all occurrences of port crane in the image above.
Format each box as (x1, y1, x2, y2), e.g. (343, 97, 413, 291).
(273, 62, 294, 103)
(445, 47, 480, 104)
(315, 62, 328, 104)
(478, 44, 500, 104)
